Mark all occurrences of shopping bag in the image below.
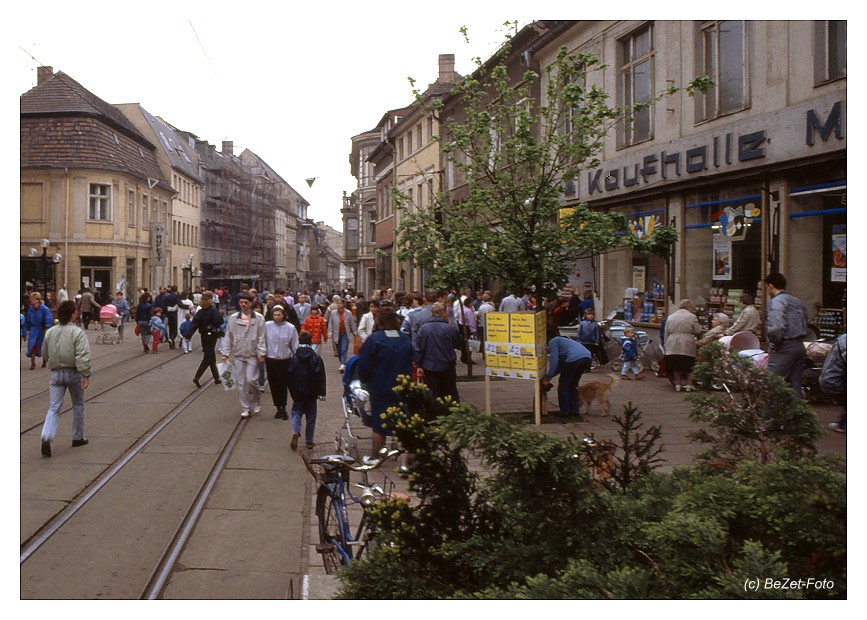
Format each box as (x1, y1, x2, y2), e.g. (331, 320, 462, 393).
(134, 324, 140, 336)
(217, 361, 236, 390)
(467, 337, 481, 353)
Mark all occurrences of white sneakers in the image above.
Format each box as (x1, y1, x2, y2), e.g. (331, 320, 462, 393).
(674, 385, 682, 392)
(339, 364, 346, 373)
(252, 403, 262, 414)
(241, 410, 250, 418)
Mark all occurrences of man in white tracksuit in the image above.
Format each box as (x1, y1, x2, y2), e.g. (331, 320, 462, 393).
(220, 291, 267, 418)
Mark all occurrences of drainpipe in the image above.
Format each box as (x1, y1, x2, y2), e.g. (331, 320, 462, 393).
(64, 168, 70, 286)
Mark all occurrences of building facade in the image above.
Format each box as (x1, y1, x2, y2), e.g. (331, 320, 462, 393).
(347, 129, 379, 295)
(534, 20, 846, 331)
(115, 104, 204, 291)
(21, 68, 174, 299)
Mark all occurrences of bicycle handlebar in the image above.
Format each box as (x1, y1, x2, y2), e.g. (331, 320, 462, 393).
(310, 448, 402, 473)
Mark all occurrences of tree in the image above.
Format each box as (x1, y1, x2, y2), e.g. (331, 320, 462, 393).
(336, 382, 845, 599)
(394, 27, 707, 296)
(687, 342, 824, 469)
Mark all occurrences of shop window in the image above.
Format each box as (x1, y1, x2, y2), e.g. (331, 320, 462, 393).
(683, 191, 762, 317)
(697, 21, 749, 121)
(619, 24, 654, 146)
(788, 179, 846, 310)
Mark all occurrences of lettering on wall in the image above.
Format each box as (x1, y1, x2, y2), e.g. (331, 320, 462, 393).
(586, 100, 843, 197)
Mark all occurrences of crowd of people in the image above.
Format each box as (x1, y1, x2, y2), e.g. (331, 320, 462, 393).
(25, 271, 846, 460)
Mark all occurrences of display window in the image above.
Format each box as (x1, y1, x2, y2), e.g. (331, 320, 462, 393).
(682, 188, 763, 328)
(787, 177, 846, 319)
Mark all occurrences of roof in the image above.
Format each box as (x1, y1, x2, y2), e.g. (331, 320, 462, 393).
(20, 71, 173, 189)
(21, 71, 153, 147)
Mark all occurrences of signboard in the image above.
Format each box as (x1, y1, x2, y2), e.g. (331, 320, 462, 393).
(712, 235, 732, 281)
(831, 233, 846, 282)
(152, 223, 167, 267)
(632, 265, 646, 291)
(484, 311, 547, 380)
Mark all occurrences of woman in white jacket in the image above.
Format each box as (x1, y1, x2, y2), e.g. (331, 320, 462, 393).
(357, 299, 380, 344)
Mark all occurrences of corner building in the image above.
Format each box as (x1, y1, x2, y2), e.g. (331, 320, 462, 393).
(535, 21, 845, 333)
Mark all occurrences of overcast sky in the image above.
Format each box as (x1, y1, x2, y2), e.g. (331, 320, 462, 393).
(12, 1, 544, 229)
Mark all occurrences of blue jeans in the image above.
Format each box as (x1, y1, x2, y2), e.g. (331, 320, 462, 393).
(557, 358, 591, 416)
(337, 333, 349, 365)
(621, 359, 641, 376)
(42, 369, 86, 442)
(291, 399, 317, 444)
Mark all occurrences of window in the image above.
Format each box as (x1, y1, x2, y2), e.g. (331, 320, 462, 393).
(88, 183, 111, 221)
(152, 198, 158, 226)
(407, 131, 413, 154)
(699, 21, 749, 120)
(416, 124, 422, 150)
(620, 25, 653, 145)
(398, 137, 404, 160)
(142, 194, 149, 228)
(427, 115, 434, 141)
(127, 190, 136, 226)
(815, 21, 846, 84)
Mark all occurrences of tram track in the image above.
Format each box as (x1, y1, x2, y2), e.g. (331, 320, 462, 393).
(20, 330, 198, 405)
(20, 375, 251, 599)
(20, 343, 200, 436)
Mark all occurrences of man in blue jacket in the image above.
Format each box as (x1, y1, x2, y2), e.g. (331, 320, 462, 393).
(415, 302, 465, 403)
(541, 336, 592, 419)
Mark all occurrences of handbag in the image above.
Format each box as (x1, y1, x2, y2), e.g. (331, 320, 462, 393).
(134, 324, 140, 336)
(353, 335, 363, 355)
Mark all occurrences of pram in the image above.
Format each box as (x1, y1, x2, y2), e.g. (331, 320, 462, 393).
(97, 304, 121, 344)
(341, 355, 372, 440)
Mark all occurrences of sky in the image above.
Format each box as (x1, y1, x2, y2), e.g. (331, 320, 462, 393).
(10, 1, 543, 229)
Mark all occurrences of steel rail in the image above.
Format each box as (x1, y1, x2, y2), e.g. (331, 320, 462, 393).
(140, 417, 248, 599)
(20, 385, 209, 564)
(20, 355, 206, 436)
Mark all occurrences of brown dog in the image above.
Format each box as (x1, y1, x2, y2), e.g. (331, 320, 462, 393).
(579, 374, 617, 416)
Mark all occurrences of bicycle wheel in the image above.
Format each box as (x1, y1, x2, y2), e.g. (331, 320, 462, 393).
(316, 485, 348, 573)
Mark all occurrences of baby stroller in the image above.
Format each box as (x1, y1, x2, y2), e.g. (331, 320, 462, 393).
(342, 355, 372, 440)
(97, 304, 121, 344)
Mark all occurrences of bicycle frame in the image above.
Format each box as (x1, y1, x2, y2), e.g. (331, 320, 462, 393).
(317, 473, 373, 567)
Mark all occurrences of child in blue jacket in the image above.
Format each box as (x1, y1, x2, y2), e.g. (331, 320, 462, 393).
(179, 312, 194, 353)
(148, 307, 168, 353)
(620, 326, 644, 380)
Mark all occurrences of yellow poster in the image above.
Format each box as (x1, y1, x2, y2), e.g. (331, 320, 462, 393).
(485, 313, 510, 343)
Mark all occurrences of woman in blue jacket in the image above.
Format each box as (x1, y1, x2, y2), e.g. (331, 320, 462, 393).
(356, 306, 412, 464)
(25, 292, 54, 370)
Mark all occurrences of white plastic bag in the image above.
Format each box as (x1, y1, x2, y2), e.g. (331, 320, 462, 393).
(217, 361, 236, 390)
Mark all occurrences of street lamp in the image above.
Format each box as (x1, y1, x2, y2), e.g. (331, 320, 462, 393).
(28, 239, 62, 299)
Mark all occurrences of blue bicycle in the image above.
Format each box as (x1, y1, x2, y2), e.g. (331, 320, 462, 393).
(303, 436, 402, 573)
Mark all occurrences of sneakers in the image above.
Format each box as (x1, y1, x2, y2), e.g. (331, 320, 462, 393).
(828, 422, 846, 434)
(684, 385, 695, 392)
(674, 385, 682, 392)
(241, 410, 251, 418)
(252, 403, 262, 414)
(339, 364, 346, 373)
(362, 455, 381, 467)
(290, 433, 299, 451)
(620, 375, 631, 381)
(259, 384, 266, 393)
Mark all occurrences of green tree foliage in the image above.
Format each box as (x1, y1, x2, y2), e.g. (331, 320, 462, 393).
(336, 382, 845, 599)
(687, 342, 824, 469)
(394, 34, 709, 295)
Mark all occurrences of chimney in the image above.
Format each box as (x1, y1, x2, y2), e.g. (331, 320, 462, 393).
(221, 140, 233, 156)
(37, 66, 54, 85)
(438, 54, 455, 83)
